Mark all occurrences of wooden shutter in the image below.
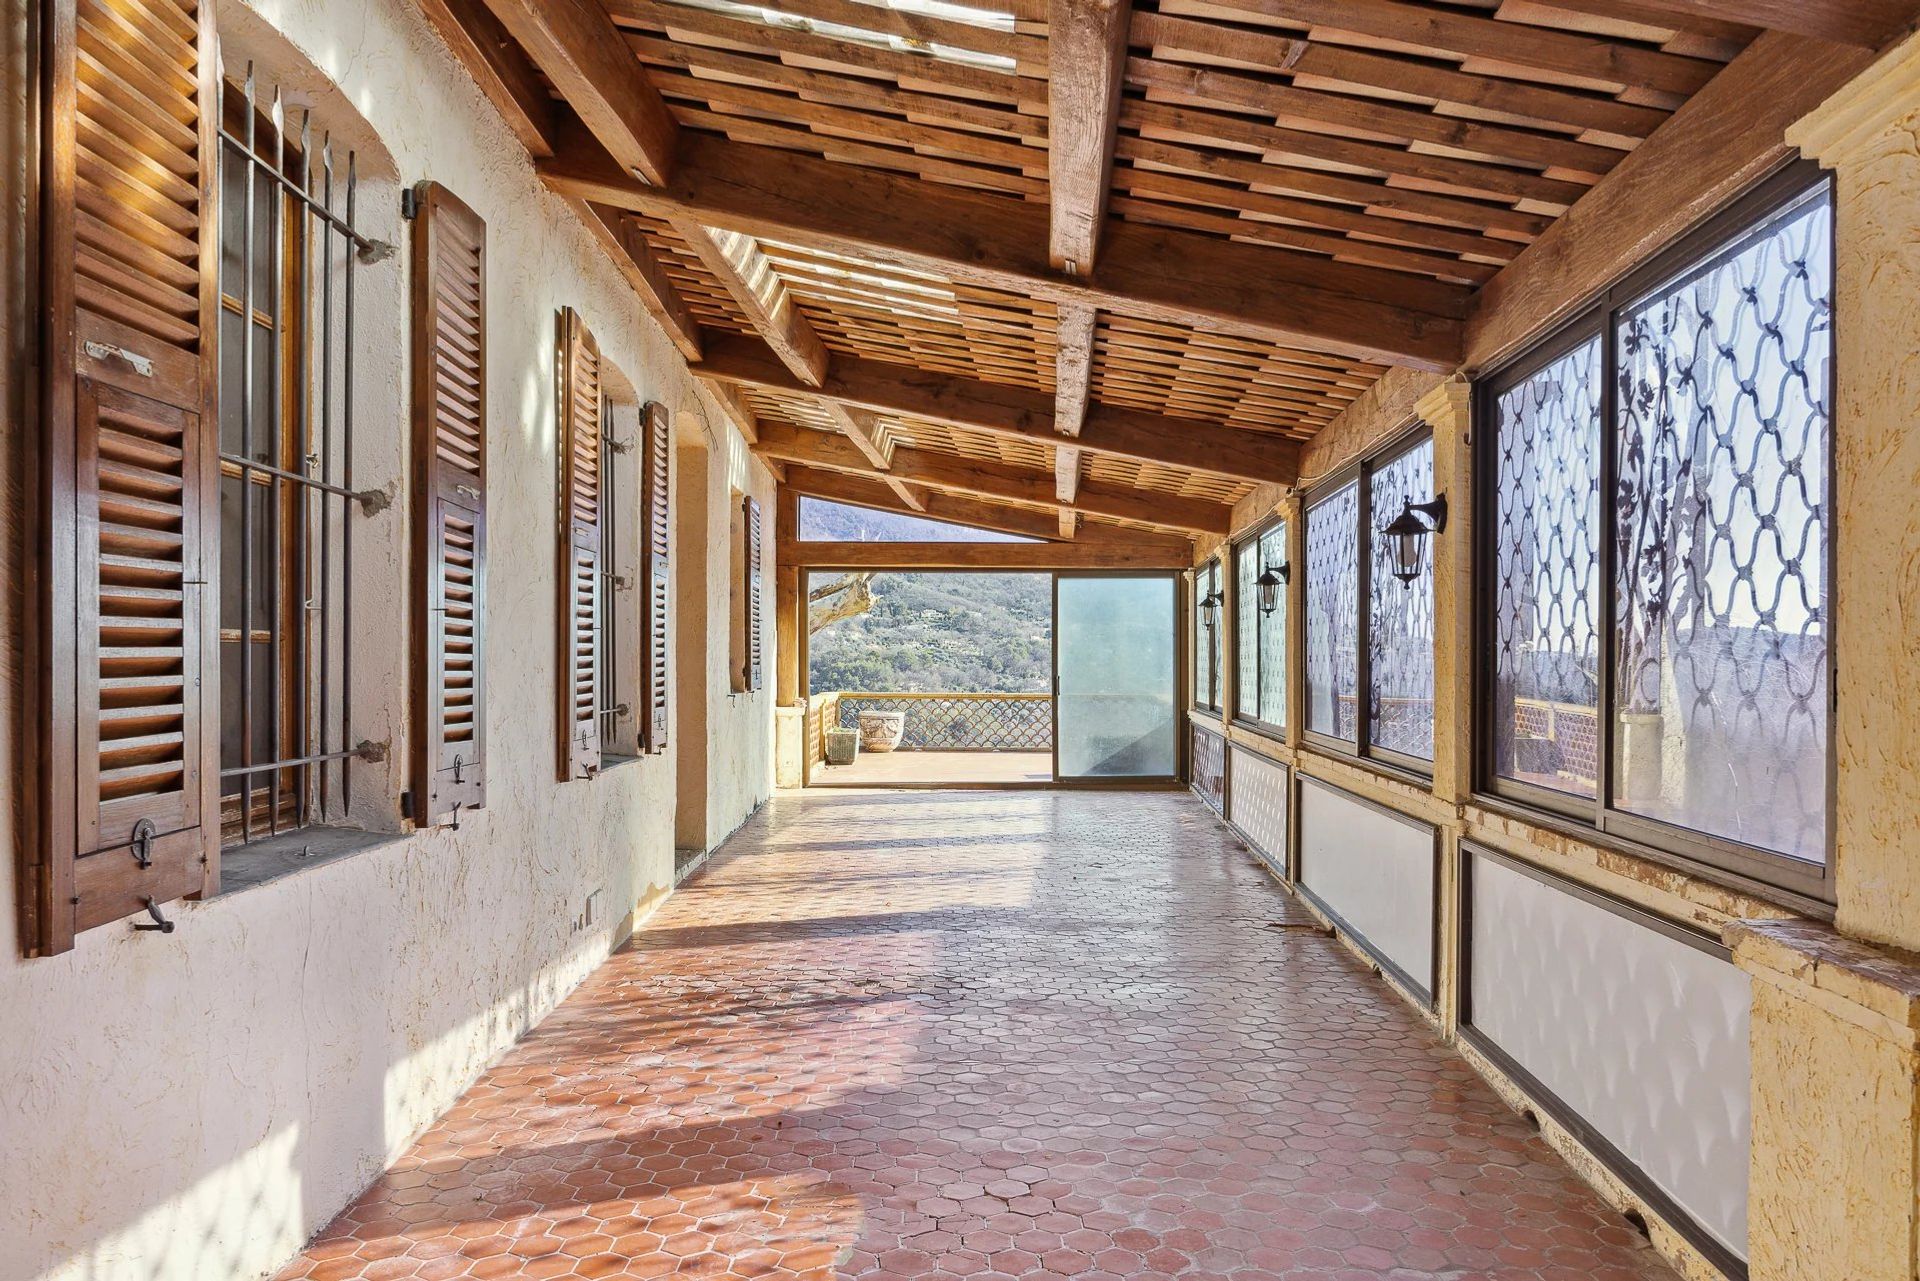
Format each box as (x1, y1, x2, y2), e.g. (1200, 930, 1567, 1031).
(556, 308, 603, 779)
(744, 494, 765, 693)
(409, 181, 488, 826)
(30, 0, 220, 954)
(640, 401, 671, 753)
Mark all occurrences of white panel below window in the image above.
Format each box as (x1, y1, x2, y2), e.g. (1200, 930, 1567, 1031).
(1466, 849, 1750, 1259)
(1227, 745, 1287, 869)
(1296, 776, 1435, 996)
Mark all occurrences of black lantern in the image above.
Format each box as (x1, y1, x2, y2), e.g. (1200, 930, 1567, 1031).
(1255, 562, 1289, 616)
(1380, 495, 1448, 587)
(1199, 587, 1223, 630)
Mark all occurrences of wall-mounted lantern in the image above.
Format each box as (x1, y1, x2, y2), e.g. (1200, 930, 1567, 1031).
(1199, 587, 1223, 630)
(1256, 562, 1289, 616)
(1381, 495, 1448, 587)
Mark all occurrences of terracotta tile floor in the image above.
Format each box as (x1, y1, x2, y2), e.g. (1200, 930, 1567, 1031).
(279, 790, 1680, 1281)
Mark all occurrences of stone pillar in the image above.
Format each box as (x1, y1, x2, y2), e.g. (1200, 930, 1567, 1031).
(1729, 33, 1920, 1281)
(1787, 32, 1920, 954)
(1417, 376, 1472, 808)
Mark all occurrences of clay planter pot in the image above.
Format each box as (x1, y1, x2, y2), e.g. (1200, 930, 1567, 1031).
(824, 727, 859, 767)
(857, 710, 907, 753)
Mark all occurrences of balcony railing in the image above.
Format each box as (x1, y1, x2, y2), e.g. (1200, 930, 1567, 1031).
(810, 691, 1053, 756)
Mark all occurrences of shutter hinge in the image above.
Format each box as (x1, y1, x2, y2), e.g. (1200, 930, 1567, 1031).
(401, 187, 419, 220)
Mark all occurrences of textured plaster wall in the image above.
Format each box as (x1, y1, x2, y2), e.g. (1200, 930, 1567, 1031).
(0, 1, 773, 1278)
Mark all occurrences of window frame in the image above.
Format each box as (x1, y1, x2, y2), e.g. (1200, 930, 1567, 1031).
(1301, 422, 1436, 778)
(1231, 516, 1287, 739)
(1472, 161, 1837, 905)
(1192, 557, 1223, 716)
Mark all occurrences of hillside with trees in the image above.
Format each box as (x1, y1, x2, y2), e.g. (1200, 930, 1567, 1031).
(802, 500, 1051, 694)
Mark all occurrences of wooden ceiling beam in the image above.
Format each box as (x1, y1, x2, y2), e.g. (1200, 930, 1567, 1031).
(786, 468, 1071, 544)
(571, 200, 704, 361)
(413, 0, 558, 155)
(673, 220, 830, 385)
(754, 421, 1231, 535)
(475, 0, 678, 182)
(1047, 0, 1133, 273)
(540, 128, 1467, 370)
(696, 332, 1301, 485)
(784, 469, 1197, 564)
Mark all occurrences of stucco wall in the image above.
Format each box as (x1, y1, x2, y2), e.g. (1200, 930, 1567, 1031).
(0, 1, 774, 1278)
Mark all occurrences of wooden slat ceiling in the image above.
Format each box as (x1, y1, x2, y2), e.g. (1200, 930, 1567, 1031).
(421, 0, 1907, 541)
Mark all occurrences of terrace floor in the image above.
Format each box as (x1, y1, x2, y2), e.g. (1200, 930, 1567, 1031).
(811, 750, 1054, 787)
(279, 789, 1679, 1281)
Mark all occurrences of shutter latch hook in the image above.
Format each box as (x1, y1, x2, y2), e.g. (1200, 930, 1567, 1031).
(132, 897, 174, 933)
(129, 818, 157, 869)
(449, 801, 462, 832)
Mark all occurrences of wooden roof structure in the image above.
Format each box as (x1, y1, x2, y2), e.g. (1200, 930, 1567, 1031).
(413, 0, 1912, 546)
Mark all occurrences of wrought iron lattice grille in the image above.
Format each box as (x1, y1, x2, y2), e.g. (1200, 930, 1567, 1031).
(1305, 481, 1359, 741)
(1613, 184, 1831, 863)
(1235, 525, 1288, 730)
(1194, 559, 1222, 712)
(1492, 338, 1602, 797)
(836, 694, 1052, 750)
(1369, 441, 1437, 760)
(217, 69, 378, 846)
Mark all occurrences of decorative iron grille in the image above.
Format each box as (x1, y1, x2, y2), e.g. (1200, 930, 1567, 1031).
(1368, 440, 1436, 760)
(1305, 481, 1358, 741)
(836, 694, 1052, 750)
(1492, 338, 1602, 796)
(1613, 183, 1830, 862)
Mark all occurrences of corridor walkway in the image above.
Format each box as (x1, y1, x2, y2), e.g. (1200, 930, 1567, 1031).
(281, 791, 1679, 1281)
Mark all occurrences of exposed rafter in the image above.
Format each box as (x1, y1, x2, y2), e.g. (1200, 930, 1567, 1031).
(785, 467, 1195, 563)
(540, 129, 1467, 371)
(477, 0, 677, 181)
(753, 422, 1230, 536)
(696, 333, 1300, 486)
(570, 200, 702, 361)
(1047, 0, 1132, 275)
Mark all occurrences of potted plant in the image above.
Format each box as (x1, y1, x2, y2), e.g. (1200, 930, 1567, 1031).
(824, 727, 859, 766)
(857, 709, 907, 753)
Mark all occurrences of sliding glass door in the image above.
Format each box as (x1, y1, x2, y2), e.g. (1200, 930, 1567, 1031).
(1053, 573, 1179, 781)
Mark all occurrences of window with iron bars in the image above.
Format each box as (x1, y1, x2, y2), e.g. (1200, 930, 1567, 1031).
(1476, 164, 1834, 903)
(216, 67, 379, 846)
(596, 397, 631, 762)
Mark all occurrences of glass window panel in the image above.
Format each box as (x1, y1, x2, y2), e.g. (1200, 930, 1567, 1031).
(1192, 559, 1221, 711)
(1491, 339, 1602, 797)
(1368, 440, 1436, 760)
(1612, 182, 1831, 863)
(1305, 482, 1358, 741)
(1234, 542, 1258, 719)
(1257, 525, 1287, 728)
(1058, 575, 1178, 778)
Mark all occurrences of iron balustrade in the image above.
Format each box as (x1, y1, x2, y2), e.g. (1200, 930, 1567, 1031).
(830, 693, 1053, 751)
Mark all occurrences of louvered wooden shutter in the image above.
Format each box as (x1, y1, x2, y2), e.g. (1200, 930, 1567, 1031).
(640, 402, 671, 753)
(556, 308, 603, 779)
(30, 0, 220, 954)
(409, 182, 488, 826)
(744, 494, 765, 693)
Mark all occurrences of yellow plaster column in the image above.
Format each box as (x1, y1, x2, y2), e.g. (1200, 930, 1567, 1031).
(1417, 377, 1473, 808)
(1730, 919, 1920, 1281)
(1789, 32, 1920, 952)
(1416, 378, 1471, 1034)
(1729, 33, 1920, 1281)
